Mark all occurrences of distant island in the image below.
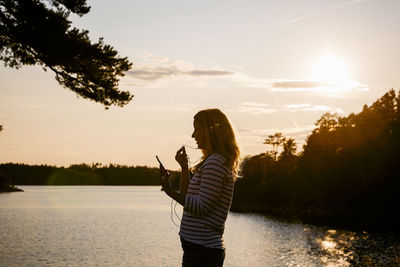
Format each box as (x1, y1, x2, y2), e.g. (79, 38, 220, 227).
(0, 183, 23, 192)
(0, 170, 23, 192)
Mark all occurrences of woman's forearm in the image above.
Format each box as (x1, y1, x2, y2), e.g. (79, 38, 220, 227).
(166, 189, 185, 206)
(179, 166, 189, 195)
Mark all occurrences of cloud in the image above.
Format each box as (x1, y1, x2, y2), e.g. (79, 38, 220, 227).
(126, 53, 234, 82)
(133, 104, 200, 112)
(283, 1, 367, 26)
(127, 67, 233, 81)
(303, 105, 344, 113)
(284, 104, 311, 109)
(284, 104, 345, 113)
(127, 67, 177, 81)
(186, 70, 233, 76)
(284, 16, 306, 25)
(238, 102, 277, 115)
(272, 80, 331, 89)
(269, 78, 369, 93)
(238, 126, 316, 146)
(236, 102, 345, 116)
(125, 52, 368, 94)
(241, 102, 271, 108)
(334, 0, 365, 8)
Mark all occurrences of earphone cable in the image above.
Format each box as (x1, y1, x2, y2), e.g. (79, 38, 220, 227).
(170, 199, 180, 228)
(170, 144, 202, 228)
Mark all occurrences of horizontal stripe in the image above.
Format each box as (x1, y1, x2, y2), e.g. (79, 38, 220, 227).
(180, 154, 234, 250)
(180, 230, 220, 239)
(202, 168, 226, 179)
(180, 233, 222, 242)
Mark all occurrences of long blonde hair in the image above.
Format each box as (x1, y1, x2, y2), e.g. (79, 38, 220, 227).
(193, 109, 240, 179)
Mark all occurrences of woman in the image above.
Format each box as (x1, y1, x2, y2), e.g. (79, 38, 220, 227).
(159, 108, 240, 267)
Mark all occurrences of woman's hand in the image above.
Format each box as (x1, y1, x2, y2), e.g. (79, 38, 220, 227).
(158, 160, 186, 206)
(175, 146, 188, 169)
(158, 166, 170, 186)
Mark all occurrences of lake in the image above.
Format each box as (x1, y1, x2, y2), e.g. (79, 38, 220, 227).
(0, 186, 399, 266)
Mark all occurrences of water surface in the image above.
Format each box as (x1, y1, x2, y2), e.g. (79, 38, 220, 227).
(1, 186, 398, 266)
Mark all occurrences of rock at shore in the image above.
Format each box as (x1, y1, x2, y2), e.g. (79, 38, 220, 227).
(0, 185, 24, 192)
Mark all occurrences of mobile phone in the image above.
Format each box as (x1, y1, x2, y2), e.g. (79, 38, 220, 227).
(156, 155, 173, 189)
(156, 155, 170, 177)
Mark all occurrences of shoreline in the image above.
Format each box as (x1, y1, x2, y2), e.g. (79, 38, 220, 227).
(231, 205, 399, 234)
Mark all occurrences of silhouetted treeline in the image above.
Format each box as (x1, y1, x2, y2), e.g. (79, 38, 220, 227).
(0, 163, 179, 186)
(231, 89, 400, 231)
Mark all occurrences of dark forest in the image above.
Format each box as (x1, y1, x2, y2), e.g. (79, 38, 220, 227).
(231, 89, 400, 231)
(0, 163, 179, 188)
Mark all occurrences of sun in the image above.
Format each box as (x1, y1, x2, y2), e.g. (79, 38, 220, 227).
(310, 54, 359, 94)
(311, 54, 351, 84)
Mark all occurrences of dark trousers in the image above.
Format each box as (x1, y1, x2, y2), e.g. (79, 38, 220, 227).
(181, 237, 225, 267)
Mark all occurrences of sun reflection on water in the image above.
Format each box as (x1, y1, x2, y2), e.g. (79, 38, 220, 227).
(316, 230, 351, 267)
(302, 225, 400, 267)
(321, 240, 337, 250)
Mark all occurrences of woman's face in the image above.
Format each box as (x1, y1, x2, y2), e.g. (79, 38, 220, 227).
(192, 119, 206, 149)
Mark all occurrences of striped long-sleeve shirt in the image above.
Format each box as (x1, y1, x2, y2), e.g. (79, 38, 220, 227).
(179, 153, 234, 250)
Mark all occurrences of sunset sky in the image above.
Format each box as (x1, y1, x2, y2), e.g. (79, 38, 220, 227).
(1, 0, 399, 169)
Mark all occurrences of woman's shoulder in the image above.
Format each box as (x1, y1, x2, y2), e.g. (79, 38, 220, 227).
(205, 153, 226, 164)
(202, 154, 228, 172)
(202, 154, 233, 179)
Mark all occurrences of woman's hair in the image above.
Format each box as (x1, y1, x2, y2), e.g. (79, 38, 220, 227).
(193, 108, 240, 179)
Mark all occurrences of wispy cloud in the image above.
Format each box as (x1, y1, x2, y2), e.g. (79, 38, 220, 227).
(334, 0, 365, 9)
(133, 104, 200, 112)
(284, 16, 306, 25)
(284, 104, 311, 109)
(238, 127, 314, 137)
(127, 67, 233, 81)
(238, 126, 316, 147)
(284, 0, 368, 26)
(237, 102, 277, 115)
(270, 78, 368, 93)
(125, 52, 368, 94)
(284, 104, 345, 113)
(236, 102, 344, 115)
(304, 105, 344, 113)
(126, 52, 234, 82)
(272, 80, 331, 89)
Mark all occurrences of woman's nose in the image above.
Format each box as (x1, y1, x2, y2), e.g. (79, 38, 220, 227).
(191, 131, 195, 138)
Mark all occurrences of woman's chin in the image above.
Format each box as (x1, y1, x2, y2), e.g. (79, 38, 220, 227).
(195, 141, 205, 149)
